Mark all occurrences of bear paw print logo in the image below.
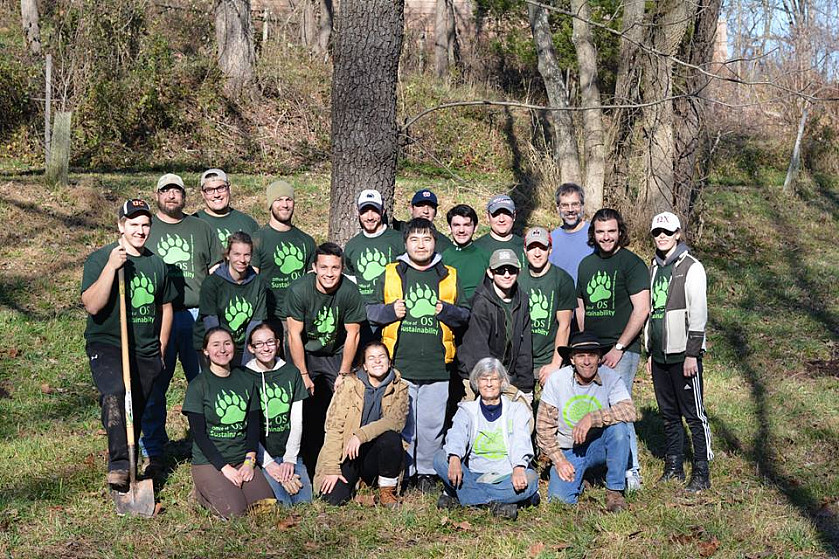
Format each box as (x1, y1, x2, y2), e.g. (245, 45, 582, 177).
(215, 390, 247, 425)
(224, 296, 254, 332)
(528, 289, 549, 321)
(274, 243, 305, 275)
(586, 271, 612, 303)
(652, 276, 669, 309)
(405, 284, 438, 318)
(314, 307, 336, 345)
(156, 234, 191, 265)
(216, 228, 232, 244)
(130, 272, 155, 308)
(358, 248, 388, 281)
(264, 383, 292, 420)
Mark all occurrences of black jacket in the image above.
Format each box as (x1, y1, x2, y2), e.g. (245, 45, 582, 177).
(458, 276, 533, 392)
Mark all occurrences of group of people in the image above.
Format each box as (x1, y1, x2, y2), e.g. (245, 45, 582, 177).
(81, 171, 711, 519)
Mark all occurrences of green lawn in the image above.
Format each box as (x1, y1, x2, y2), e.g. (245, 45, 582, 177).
(0, 170, 836, 557)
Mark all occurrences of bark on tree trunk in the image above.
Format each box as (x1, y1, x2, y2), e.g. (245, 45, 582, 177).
(329, 0, 404, 245)
(316, 0, 333, 55)
(527, 3, 582, 186)
(783, 105, 808, 192)
(215, 0, 255, 95)
(570, 0, 605, 210)
(301, 0, 317, 48)
(673, 0, 722, 225)
(20, 0, 41, 55)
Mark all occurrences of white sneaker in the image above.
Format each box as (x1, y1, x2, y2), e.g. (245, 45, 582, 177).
(625, 470, 642, 492)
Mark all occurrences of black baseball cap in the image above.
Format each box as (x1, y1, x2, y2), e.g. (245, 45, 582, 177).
(118, 199, 152, 219)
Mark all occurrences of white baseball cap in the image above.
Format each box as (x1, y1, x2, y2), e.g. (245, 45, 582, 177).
(650, 211, 681, 233)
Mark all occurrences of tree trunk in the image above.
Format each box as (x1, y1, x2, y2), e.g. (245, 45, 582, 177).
(316, 0, 333, 55)
(527, 3, 582, 186)
(636, 0, 691, 213)
(673, 0, 722, 224)
(20, 0, 41, 55)
(434, 0, 452, 78)
(570, 0, 604, 209)
(46, 111, 71, 187)
(329, 0, 404, 245)
(301, 0, 317, 48)
(215, 0, 255, 95)
(783, 105, 808, 192)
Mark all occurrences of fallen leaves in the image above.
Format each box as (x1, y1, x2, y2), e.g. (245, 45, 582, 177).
(439, 516, 472, 531)
(670, 526, 721, 557)
(528, 541, 570, 555)
(40, 383, 54, 394)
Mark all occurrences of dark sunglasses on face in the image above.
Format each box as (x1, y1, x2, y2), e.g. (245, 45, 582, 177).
(493, 265, 519, 276)
(651, 228, 676, 238)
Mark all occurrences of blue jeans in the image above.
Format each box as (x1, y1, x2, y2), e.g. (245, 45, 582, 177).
(140, 308, 201, 457)
(433, 451, 538, 506)
(547, 423, 631, 504)
(262, 458, 312, 507)
(600, 351, 641, 473)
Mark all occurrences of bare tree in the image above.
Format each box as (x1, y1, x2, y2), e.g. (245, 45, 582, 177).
(20, 0, 41, 55)
(215, 0, 255, 94)
(527, 2, 582, 185)
(329, 0, 404, 245)
(435, 0, 456, 78)
(317, 0, 333, 55)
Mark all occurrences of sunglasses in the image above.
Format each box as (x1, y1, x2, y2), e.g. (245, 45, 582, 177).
(651, 228, 677, 237)
(492, 265, 519, 276)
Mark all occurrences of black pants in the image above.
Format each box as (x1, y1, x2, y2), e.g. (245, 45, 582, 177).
(321, 430, 404, 506)
(301, 353, 343, 477)
(651, 358, 713, 461)
(87, 342, 162, 471)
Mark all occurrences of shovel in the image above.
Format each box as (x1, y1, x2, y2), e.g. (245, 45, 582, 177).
(112, 266, 156, 517)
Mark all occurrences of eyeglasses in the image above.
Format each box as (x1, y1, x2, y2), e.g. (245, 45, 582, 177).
(202, 184, 230, 195)
(492, 266, 519, 276)
(251, 338, 278, 349)
(559, 202, 582, 210)
(651, 228, 676, 238)
(478, 375, 501, 384)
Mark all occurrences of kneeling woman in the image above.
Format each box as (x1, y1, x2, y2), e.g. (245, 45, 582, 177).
(182, 327, 274, 518)
(244, 322, 312, 506)
(434, 358, 539, 520)
(314, 341, 408, 507)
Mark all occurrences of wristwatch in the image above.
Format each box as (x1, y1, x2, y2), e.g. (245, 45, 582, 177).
(615, 343, 626, 352)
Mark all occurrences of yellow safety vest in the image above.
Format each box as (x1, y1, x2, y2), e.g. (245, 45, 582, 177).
(380, 262, 458, 363)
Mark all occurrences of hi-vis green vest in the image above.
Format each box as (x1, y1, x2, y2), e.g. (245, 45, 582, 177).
(381, 262, 458, 363)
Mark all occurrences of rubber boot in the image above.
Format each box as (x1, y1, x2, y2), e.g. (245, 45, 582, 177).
(658, 454, 686, 483)
(685, 460, 711, 492)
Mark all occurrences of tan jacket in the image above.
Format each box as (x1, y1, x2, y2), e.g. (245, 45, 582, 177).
(313, 369, 409, 490)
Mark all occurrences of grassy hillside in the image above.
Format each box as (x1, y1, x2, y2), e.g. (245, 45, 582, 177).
(0, 168, 837, 558)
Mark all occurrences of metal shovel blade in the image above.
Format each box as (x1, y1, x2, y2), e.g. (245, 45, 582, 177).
(112, 478, 156, 517)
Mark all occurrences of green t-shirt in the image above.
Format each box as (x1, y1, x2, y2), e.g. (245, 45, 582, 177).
(284, 273, 367, 356)
(82, 243, 176, 357)
(441, 242, 490, 305)
(576, 248, 649, 352)
(648, 263, 684, 363)
(182, 369, 260, 466)
(518, 265, 577, 366)
(146, 215, 224, 310)
(375, 265, 463, 381)
(474, 233, 525, 265)
(194, 270, 267, 351)
(194, 208, 259, 246)
(251, 225, 316, 320)
(343, 228, 404, 303)
(242, 362, 309, 459)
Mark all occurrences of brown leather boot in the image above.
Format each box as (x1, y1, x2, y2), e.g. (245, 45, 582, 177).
(605, 489, 627, 513)
(378, 485, 400, 508)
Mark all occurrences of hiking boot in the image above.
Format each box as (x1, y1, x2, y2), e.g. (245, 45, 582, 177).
(378, 486, 400, 508)
(107, 469, 129, 489)
(658, 454, 686, 483)
(416, 474, 438, 494)
(437, 492, 458, 510)
(605, 489, 627, 513)
(143, 456, 166, 479)
(685, 461, 711, 493)
(489, 501, 518, 520)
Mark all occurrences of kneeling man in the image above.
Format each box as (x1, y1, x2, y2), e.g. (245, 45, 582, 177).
(536, 331, 636, 512)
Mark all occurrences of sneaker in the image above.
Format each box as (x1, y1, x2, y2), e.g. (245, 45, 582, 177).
(416, 474, 438, 494)
(378, 486, 400, 509)
(107, 469, 129, 489)
(489, 502, 518, 520)
(625, 470, 642, 492)
(605, 489, 627, 513)
(527, 491, 541, 508)
(437, 492, 458, 510)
